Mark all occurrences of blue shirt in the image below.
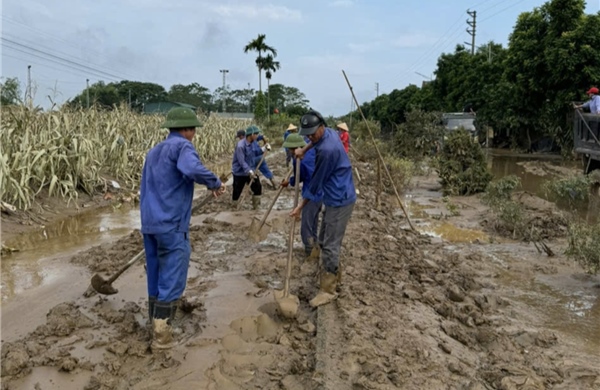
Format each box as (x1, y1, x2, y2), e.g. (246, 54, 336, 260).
(140, 132, 221, 234)
(583, 95, 600, 114)
(290, 147, 322, 202)
(232, 138, 254, 176)
(305, 128, 356, 207)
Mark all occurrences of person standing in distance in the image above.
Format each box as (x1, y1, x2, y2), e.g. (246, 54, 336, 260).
(290, 110, 356, 307)
(140, 107, 225, 349)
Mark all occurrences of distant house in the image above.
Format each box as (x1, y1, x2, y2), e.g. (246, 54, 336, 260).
(143, 101, 197, 114)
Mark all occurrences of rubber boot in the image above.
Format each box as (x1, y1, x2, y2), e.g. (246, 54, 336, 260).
(308, 245, 321, 261)
(309, 271, 338, 308)
(252, 195, 261, 210)
(146, 297, 156, 329)
(169, 300, 183, 336)
(268, 178, 277, 190)
(151, 301, 176, 350)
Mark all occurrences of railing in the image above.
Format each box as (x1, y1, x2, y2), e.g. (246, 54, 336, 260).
(573, 110, 600, 155)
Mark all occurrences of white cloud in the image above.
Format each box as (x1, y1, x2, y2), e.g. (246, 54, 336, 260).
(210, 4, 301, 21)
(391, 33, 438, 48)
(329, 0, 354, 7)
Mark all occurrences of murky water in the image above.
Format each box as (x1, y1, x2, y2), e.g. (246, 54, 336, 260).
(1, 204, 141, 302)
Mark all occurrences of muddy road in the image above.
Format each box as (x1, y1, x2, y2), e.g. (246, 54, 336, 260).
(1, 151, 599, 389)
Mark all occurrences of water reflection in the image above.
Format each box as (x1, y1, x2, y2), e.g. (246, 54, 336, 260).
(1, 204, 140, 302)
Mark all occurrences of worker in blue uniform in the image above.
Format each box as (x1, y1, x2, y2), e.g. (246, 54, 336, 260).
(291, 110, 356, 308)
(281, 133, 323, 257)
(232, 125, 263, 209)
(140, 107, 225, 349)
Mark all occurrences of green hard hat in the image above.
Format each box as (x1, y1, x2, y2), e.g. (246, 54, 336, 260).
(245, 125, 261, 136)
(282, 133, 306, 149)
(160, 107, 202, 129)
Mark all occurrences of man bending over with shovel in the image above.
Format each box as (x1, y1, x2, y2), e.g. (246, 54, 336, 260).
(140, 107, 225, 349)
(281, 133, 323, 257)
(291, 110, 356, 307)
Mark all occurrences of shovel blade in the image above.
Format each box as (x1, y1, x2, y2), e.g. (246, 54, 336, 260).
(273, 289, 299, 319)
(91, 273, 119, 295)
(248, 217, 272, 242)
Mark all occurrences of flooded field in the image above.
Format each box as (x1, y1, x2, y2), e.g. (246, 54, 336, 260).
(1, 151, 599, 389)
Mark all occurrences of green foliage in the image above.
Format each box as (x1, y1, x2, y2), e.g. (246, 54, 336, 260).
(392, 109, 445, 161)
(353, 0, 600, 151)
(438, 130, 492, 195)
(1, 77, 22, 106)
(254, 91, 267, 122)
(543, 175, 591, 206)
(482, 175, 522, 207)
(567, 221, 600, 274)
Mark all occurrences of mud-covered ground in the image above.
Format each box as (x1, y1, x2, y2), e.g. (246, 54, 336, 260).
(2, 155, 600, 389)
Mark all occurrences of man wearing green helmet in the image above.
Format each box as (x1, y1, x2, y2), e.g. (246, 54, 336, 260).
(140, 107, 225, 350)
(232, 125, 263, 209)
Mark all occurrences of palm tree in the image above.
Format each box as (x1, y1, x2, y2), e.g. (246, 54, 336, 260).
(243, 34, 277, 93)
(260, 54, 281, 118)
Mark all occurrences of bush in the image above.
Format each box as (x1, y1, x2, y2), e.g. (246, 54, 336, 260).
(567, 222, 600, 274)
(482, 175, 521, 207)
(543, 175, 591, 206)
(438, 130, 492, 196)
(392, 109, 444, 161)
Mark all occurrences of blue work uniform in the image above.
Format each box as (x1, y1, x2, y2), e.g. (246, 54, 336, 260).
(140, 132, 221, 316)
(290, 147, 323, 255)
(231, 138, 262, 200)
(253, 136, 273, 180)
(583, 95, 600, 114)
(284, 130, 294, 165)
(304, 128, 356, 275)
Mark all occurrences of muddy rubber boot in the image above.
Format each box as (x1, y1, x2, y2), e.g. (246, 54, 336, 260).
(308, 246, 321, 261)
(169, 300, 183, 336)
(152, 319, 175, 350)
(151, 301, 176, 350)
(269, 178, 277, 190)
(309, 271, 338, 308)
(146, 297, 156, 329)
(251, 195, 261, 210)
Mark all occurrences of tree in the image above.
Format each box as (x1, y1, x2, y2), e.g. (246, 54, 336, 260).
(243, 34, 277, 93)
(267, 84, 309, 115)
(0, 77, 22, 106)
(167, 83, 213, 112)
(68, 80, 167, 111)
(259, 54, 281, 118)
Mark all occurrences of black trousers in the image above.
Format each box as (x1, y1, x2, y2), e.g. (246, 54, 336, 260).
(232, 175, 262, 201)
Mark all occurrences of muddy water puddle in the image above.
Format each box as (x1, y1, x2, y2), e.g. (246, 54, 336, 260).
(1, 205, 141, 303)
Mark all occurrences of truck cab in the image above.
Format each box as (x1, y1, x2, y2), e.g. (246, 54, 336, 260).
(442, 112, 478, 139)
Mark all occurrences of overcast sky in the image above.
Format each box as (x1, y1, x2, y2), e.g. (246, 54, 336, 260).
(1, 0, 598, 116)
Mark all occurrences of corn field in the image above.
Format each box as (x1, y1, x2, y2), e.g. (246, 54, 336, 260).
(0, 105, 251, 210)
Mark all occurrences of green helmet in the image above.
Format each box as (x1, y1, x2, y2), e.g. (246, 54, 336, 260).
(160, 107, 202, 129)
(282, 133, 307, 149)
(245, 125, 261, 136)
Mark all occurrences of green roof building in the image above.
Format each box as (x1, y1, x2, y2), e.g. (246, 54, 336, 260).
(143, 101, 197, 114)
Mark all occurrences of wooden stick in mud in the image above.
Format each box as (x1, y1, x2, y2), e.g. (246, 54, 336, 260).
(342, 70, 416, 231)
(376, 159, 382, 211)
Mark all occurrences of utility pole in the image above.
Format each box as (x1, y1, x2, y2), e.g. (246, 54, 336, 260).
(86, 79, 90, 109)
(219, 69, 229, 112)
(247, 82, 251, 113)
(375, 82, 379, 97)
(465, 9, 477, 55)
(26, 65, 31, 106)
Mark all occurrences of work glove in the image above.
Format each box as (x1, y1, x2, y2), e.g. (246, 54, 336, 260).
(261, 146, 267, 152)
(249, 170, 255, 178)
(265, 143, 272, 151)
(263, 136, 270, 144)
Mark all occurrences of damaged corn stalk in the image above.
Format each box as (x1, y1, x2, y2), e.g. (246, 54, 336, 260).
(0, 106, 251, 210)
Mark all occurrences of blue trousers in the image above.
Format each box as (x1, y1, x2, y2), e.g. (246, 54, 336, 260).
(143, 231, 191, 305)
(301, 200, 323, 255)
(258, 160, 273, 179)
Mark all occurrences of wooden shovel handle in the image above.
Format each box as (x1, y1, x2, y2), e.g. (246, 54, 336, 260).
(257, 167, 294, 230)
(283, 157, 302, 297)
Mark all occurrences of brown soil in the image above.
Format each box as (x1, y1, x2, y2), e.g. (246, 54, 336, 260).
(2, 154, 600, 389)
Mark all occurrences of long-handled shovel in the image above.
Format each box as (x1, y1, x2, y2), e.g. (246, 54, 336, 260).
(248, 166, 294, 241)
(273, 157, 301, 319)
(237, 153, 267, 210)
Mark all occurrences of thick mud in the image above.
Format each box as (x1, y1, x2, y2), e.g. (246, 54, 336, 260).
(2, 153, 600, 389)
